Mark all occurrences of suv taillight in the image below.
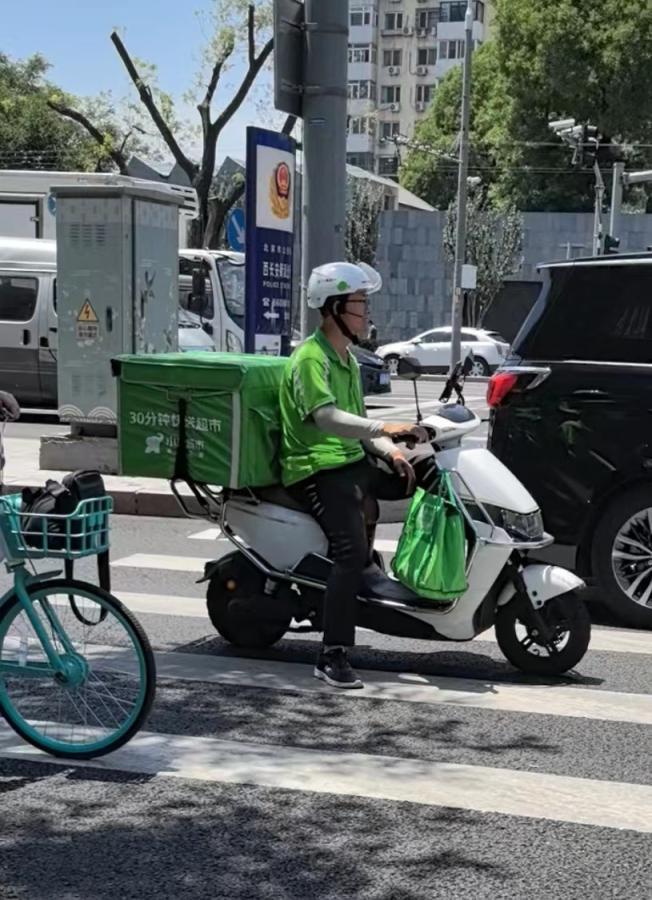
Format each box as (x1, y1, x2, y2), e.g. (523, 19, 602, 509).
(487, 372, 518, 408)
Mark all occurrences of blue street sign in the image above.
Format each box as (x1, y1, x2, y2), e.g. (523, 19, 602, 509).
(244, 127, 297, 356)
(226, 208, 245, 252)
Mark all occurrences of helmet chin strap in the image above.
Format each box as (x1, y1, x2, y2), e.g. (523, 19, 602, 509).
(332, 298, 364, 345)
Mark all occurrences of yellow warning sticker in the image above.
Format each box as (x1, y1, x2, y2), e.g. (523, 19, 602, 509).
(77, 301, 98, 323)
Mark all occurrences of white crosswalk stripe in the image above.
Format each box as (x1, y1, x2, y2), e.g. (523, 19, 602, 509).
(113, 541, 400, 573)
(112, 589, 652, 656)
(143, 650, 652, 725)
(2, 516, 651, 852)
(1, 725, 650, 833)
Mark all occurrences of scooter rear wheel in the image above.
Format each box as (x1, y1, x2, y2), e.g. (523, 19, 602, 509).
(206, 552, 290, 649)
(495, 590, 591, 676)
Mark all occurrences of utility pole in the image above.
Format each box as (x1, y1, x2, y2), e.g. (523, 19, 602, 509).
(450, 0, 474, 372)
(593, 161, 606, 256)
(609, 161, 625, 241)
(302, 0, 349, 335)
(274, 0, 349, 339)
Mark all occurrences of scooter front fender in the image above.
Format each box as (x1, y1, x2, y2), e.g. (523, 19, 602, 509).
(497, 564, 585, 608)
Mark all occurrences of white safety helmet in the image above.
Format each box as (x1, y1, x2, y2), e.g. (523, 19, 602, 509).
(306, 261, 382, 310)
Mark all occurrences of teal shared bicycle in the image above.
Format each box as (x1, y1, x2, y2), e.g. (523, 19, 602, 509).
(0, 487, 156, 760)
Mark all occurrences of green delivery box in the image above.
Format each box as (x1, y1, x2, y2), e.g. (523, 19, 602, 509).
(113, 352, 288, 488)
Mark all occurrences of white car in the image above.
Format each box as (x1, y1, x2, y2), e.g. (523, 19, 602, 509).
(377, 326, 510, 377)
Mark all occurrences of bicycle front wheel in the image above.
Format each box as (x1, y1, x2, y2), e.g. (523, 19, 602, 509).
(0, 579, 155, 759)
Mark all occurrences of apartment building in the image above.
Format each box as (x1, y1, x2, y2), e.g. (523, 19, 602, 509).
(346, 1, 491, 178)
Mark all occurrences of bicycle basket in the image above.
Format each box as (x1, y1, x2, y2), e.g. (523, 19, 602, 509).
(0, 493, 112, 561)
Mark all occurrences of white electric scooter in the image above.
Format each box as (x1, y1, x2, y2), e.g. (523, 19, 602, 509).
(173, 358, 591, 676)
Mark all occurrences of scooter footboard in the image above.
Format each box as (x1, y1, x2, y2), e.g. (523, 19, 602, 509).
(497, 564, 585, 608)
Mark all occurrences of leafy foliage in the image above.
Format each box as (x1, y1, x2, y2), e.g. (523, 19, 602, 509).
(443, 195, 523, 326)
(402, 0, 652, 212)
(0, 53, 103, 171)
(345, 177, 385, 265)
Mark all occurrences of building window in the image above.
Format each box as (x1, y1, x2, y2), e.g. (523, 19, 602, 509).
(384, 12, 403, 32)
(348, 44, 377, 64)
(347, 152, 375, 173)
(440, 39, 465, 60)
(381, 122, 400, 141)
(350, 7, 375, 28)
(440, 2, 467, 22)
(417, 47, 437, 66)
(416, 8, 439, 31)
(348, 80, 377, 101)
(382, 49, 402, 68)
(416, 84, 435, 104)
(381, 85, 401, 105)
(379, 157, 399, 177)
(349, 116, 376, 136)
(439, 1, 485, 23)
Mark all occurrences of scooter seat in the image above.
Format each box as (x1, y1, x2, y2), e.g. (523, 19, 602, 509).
(253, 484, 307, 513)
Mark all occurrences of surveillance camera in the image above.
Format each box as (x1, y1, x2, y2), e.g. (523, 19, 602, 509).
(549, 118, 577, 133)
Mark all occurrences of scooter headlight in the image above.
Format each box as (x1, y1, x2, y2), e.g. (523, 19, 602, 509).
(495, 508, 545, 542)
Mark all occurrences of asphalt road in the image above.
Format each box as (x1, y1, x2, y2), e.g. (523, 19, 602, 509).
(2, 380, 648, 898)
(0, 507, 650, 900)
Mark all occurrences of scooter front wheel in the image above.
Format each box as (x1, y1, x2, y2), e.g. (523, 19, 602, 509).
(495, 590, 591, 676)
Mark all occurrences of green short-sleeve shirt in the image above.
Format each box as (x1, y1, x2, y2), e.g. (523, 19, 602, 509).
(279, 329, 366, 486)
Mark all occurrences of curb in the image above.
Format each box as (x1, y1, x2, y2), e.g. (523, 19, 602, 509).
(8, 484, 193, 519)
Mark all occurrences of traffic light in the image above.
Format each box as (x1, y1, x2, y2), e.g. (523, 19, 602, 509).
(580, 125, 600, 167)
(604, 234, 620, 255)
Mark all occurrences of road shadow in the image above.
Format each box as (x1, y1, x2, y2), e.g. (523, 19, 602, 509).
(0, 756, 525, 900)
(173, 634, 604, 688)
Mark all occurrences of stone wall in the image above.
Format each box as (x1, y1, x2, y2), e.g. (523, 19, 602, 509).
(373, 210, 652, 343)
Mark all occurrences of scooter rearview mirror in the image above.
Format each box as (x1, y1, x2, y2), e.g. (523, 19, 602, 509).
(397, 356, 422, 381)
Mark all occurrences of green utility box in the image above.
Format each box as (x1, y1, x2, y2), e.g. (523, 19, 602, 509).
(113, 352, 287, 488)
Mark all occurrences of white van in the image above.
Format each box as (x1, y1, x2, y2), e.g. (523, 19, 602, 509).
(0, 170, 198, 247)
(178, 249, 246, 354)
(0, 237, 220, 407)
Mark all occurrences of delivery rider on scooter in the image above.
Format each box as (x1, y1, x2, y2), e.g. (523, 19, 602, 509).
(279, 262, 428, 689)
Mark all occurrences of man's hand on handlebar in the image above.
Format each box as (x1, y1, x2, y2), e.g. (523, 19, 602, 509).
(0, 392, 20, 422)
(381, 422, 430, 446)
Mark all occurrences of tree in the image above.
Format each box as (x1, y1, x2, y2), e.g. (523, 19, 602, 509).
(401, 42, 507, 210)
(443, 195, 523, 327)
(402, 0, 652, 212)
(0, 53, 104, 171)
(50, 1, 294, 247)
(345, 176, 385, 265)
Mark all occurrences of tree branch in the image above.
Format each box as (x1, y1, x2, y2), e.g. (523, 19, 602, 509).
(204, 178, 246, 248)
(110, 31, 197, 183)
(282, 115, 297, 136)
(212, 37, 274, 139)
(198, 44, 235, 140)
(47, 100, 129, 174)
(247, 4, 256, 67)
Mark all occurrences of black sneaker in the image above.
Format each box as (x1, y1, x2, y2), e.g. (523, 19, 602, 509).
(314, 648, 363, 689)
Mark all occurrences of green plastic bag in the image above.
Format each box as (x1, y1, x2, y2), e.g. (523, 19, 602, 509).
(391, 473, 468, 602)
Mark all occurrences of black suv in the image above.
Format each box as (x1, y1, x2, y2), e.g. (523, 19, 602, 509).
(488, 254, 652, 628)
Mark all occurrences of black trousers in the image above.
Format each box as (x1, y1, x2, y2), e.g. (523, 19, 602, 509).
(287, 456, 415, 648)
